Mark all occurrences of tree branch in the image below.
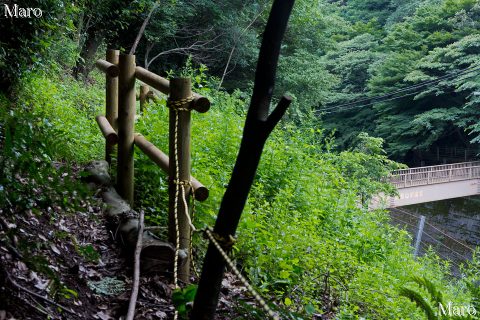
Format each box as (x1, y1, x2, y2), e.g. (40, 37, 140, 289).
(217, 5, 268, 89)
(125, 210, 145, 320)
(130, 2, 160, 55)
(266, 95, 292, 134)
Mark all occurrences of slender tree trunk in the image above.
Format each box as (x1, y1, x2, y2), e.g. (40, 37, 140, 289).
(190, 1, 295, 319)
(74, 29, 102, 80)
(130, 2, 159, 55)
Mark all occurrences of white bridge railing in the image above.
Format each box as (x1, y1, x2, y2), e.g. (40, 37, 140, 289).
(390, 161, 480, 188)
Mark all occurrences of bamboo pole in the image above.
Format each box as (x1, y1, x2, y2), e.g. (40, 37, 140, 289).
(105, 49, 119, 164)
(135, 67, 210, 113)
(168, 78, 192, 283)
(134, 133, 209, 201)
(96, 115, 118, 145)
(139, 84, 149, 114)
(117, 54, 136, 206)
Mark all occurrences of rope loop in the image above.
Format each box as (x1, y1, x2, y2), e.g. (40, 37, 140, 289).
(204, 228, 236, 252)
(172, 179, 192, 187)
(167, 96, 194, 111)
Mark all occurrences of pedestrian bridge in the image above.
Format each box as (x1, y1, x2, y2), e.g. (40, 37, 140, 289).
(371, 161, 480, 208)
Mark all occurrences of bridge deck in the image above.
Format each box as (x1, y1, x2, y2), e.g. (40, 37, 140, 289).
(390, 161, 480, 189)
(373, 161, 480, 208)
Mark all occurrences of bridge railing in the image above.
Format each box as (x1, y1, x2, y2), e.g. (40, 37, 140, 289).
(390, 161, 480, 188)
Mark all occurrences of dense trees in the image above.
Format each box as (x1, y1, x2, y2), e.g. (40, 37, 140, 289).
(321, 0, 480, 162)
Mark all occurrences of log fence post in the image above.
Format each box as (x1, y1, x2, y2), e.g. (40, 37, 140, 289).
(117, 54, 136, 206)
(168, 78, 193, 283)
(105, 49, 119, 164)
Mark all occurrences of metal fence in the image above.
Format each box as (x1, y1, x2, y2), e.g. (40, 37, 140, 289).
(390, 161, 480, 188)
(389, 208, 476, 275)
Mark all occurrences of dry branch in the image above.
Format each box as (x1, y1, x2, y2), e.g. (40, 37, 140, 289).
(125, 210, 145, 320)
(129, 2, 159, 55)
(5, 271, 76, 315)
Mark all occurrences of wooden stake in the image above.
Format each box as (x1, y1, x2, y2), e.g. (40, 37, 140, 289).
(117, 54, 136, 206)
(106, 49, 119, 164)
(168, 78, 192, 283)
(139, 84, 149, 114)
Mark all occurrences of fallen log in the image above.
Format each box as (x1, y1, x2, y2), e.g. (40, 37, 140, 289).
(84, 160, 176, 274)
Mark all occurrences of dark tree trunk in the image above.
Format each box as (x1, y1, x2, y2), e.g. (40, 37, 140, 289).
(190, 1, 295, 319)
(74, 29, 103, 80)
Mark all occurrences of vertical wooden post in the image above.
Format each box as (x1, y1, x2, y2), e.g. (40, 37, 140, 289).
(117, 54, 136, 206)
(168, 78, 192, 283)
(139, 84, 149, 114)
(105, 49, 119, 164)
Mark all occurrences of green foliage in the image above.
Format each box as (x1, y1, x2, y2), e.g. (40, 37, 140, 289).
(3, 2, 480, 318)
(398, 275, 477, 320)
(319, 0, 480, 161)
(0, 0, 75, 91)
(130, 61, 473, 318)
(172, 284, 197, 318)
(77, 244, 101, 263)
(277, 49, 338, 120)
(0, 76, 97, 212)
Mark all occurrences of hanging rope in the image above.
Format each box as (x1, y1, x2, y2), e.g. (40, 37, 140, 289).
(203, 228, 280, 320)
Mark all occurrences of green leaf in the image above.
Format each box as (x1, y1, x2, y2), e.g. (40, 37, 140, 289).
(284, 297, 293, 306)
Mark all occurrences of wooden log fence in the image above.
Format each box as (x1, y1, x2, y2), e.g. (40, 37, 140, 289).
(95, 50, 210, 284)
(95, 13, 291, 314)
(105, 49, 119, 164)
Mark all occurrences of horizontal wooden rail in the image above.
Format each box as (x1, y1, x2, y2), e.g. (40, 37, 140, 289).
(134, 66, 210, 113)
(134, 133, 209, 201)
(96, 59, 119, 77)
(96, 115, 118, 145)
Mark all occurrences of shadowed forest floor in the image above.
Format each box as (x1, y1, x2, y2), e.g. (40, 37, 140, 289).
(0, 162, 273, 319)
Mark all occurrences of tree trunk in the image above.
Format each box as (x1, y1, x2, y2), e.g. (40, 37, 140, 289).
(74, 29, 102, 80)
(190, 1, 295, 319)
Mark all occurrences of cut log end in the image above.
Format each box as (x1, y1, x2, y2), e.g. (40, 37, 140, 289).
(194, 186, 209, 201)
(193, 96, 211, 113)
(140, 240, 175, 274)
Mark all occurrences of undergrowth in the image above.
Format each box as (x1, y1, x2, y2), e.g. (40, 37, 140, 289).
(2, 64, 479, 319)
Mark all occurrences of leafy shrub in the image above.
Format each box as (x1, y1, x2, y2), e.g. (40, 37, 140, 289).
(133, 69, 472, 318)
